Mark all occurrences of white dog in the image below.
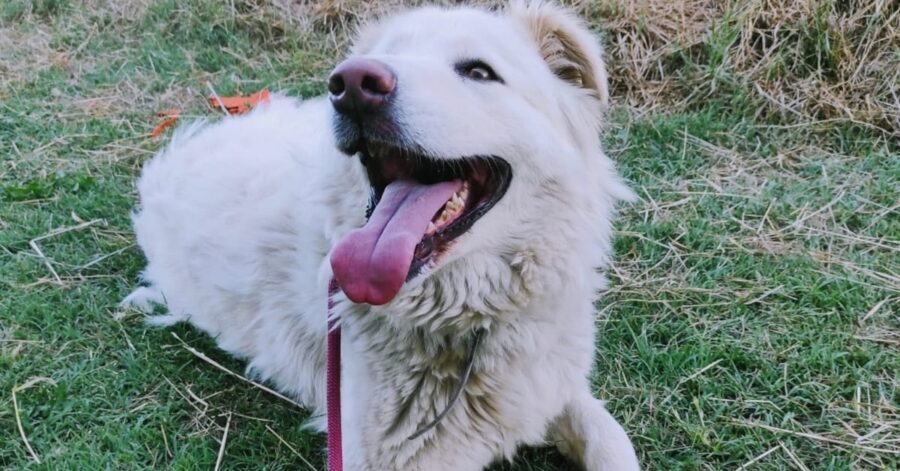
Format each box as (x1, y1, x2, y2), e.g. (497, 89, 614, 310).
(124, 1, 640, 470)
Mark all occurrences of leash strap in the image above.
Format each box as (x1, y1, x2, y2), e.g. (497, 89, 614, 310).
(407, 328, 485, 440)
(326, 278, 342, 471)
(325, 278, 484, 469)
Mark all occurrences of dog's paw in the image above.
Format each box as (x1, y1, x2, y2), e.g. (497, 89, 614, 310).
(121, 286, 184, 326)
(122, 286, 164, 311)
(551, 395, 640, 471)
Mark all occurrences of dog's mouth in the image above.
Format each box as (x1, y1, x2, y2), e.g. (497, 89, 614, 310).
(330, 140, 512, 306)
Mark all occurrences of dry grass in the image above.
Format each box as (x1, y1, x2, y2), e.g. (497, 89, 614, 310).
(731, 0, 899, 133)
(5, 0, 896, 135)
(580, 0, 899, 136)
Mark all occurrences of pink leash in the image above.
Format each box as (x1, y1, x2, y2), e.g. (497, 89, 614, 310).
(325, 277, 482, 471)
(326, 278, 343, 471)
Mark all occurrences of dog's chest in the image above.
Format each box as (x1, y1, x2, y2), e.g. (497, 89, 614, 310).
(339, 305, 593, 470)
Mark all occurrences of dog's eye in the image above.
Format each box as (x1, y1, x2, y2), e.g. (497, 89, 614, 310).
(456, 60, 503, 83)
(466, 66, 493, 81)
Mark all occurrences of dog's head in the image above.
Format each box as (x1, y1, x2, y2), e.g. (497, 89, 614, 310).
(329, 2, 632, 312)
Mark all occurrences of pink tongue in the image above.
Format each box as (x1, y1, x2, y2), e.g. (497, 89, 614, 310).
(331, 179, 462, 305)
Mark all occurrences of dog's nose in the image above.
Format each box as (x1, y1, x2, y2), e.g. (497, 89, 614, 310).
(328, 58, 396, 119)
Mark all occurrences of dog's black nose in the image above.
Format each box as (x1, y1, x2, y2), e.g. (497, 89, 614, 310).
(328, 58, 396, 119)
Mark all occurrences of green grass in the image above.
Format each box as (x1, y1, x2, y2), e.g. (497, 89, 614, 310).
(1, 1, 898, 470)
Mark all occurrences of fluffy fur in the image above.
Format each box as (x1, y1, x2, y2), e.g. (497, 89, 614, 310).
(124, 2, 640, 470)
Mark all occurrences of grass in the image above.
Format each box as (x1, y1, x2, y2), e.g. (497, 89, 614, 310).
(1, 0, 897, 469)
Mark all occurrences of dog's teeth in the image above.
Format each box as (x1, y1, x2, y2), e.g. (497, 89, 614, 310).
(431, 191, 469, 233)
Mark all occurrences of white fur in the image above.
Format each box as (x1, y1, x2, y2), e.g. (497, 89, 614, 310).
(125, 2, 639, 470)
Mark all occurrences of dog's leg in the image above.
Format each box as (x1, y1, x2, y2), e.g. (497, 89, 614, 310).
(550, 393, 640, 471)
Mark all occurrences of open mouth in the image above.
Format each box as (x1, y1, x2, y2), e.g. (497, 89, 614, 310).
(330, 141, 512, 305)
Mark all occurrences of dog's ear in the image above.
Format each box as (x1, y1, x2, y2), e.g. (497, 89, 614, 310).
(509, 1, 610, 105)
